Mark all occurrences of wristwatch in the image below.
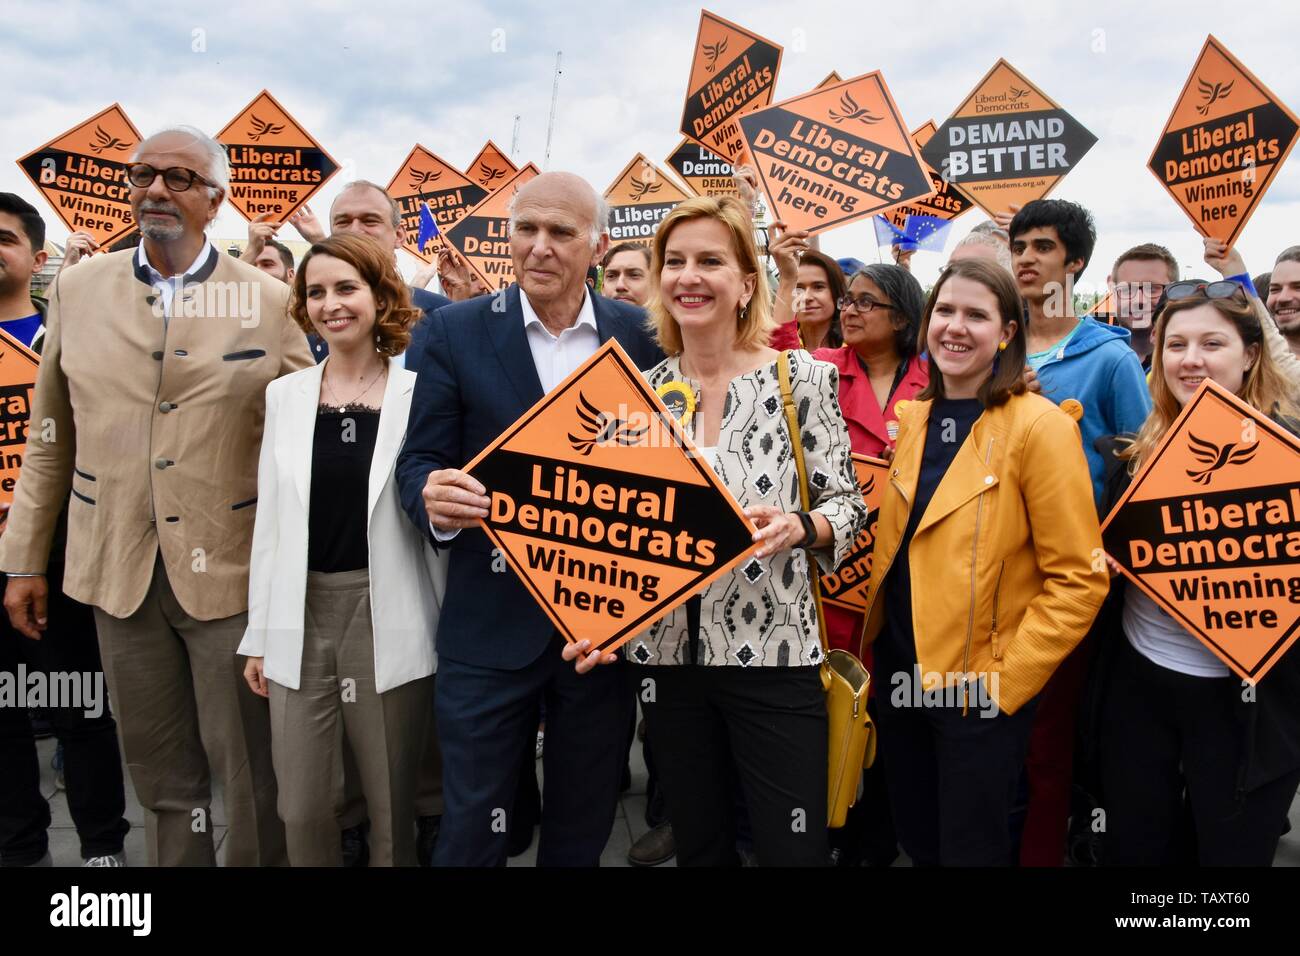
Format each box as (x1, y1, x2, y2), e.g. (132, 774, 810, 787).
(796, 511, 818, 549)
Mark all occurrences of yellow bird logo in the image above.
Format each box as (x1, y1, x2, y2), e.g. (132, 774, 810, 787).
(88, 125, 127, 154)
(247, 115, 286, 141)
(1185, 431, 1258, 485)
(568, 392, 648, 455)
(828, 91, 882, 126)
(478, 163, 505, 186)
(858, 474, 876, 498)
(702, 37, 728, 73)
(1008, 86, 1031, 100)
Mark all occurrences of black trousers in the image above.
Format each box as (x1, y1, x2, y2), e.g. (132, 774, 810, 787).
(0, 568, 129, 865)
(434, 634, 632, 866)
(874, 638, 1038, 866)
(1099, 637, 1300, 866)
(635, 663, 828, 866)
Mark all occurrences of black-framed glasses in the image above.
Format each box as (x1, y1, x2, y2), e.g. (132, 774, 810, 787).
(837, 293, 890, 314)
(125, 163, 218, 192)
(1165, 279, 1247, 302)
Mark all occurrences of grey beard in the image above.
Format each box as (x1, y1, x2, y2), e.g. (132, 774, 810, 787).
(140, 219, 185, 242)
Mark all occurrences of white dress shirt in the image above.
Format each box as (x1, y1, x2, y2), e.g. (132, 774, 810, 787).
(136, 240, 215, 321)
(432, 288, 601, 540)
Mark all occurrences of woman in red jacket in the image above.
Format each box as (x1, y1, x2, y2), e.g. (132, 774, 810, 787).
(770, 233, 930, 866)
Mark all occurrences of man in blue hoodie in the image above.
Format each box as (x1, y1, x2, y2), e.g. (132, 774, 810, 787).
(1007, 199, 1152, 868)
(1009, 200, 1152, 512)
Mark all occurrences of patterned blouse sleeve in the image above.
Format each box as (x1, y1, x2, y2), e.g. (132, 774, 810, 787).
(795, 354, 867, 573)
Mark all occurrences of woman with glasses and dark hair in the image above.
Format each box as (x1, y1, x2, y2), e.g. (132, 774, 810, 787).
(1091, 239, 1300, 866)
(859, 257, 1108, 866)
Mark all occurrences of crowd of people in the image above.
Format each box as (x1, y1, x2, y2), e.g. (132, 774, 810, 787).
(1, 121, 1298, 869)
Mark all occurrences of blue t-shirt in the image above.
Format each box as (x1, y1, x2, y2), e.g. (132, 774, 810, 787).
(0, 312, 42, 349)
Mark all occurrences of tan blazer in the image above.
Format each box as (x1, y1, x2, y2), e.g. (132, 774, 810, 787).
(237, 359, 448, 693)
(0, 246, 314, 620)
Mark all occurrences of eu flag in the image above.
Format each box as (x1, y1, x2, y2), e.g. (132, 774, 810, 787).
(417, 202, 440, 252)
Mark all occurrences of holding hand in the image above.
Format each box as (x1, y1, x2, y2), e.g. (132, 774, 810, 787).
(561, 638, 619, 675)
(58, 232, 99, 272)
(423, 468, 490, 530)
(745, 506, 815, 558)
(240, 212, 283, 263)
(767, 220, 812, 287)
(290, 203, 325, 244)
(1202, 237, 1248, 281)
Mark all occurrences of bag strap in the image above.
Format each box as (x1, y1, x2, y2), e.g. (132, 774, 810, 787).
(776, 351, 831, 666)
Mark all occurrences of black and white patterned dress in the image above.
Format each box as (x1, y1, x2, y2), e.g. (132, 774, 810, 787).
(627, 350, 866, 668)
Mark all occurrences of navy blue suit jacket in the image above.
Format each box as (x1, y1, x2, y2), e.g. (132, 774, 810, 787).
(309, 285, 450, 364)
(396, 284, 663, 670)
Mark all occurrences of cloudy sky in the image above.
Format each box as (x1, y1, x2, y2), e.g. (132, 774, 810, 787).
(4, 0, 1297, 295)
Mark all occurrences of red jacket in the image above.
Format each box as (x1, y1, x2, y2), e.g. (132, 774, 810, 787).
(770, 324, 931, 652)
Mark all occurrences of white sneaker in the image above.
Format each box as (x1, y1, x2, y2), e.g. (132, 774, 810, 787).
(83, 852, 127, 867)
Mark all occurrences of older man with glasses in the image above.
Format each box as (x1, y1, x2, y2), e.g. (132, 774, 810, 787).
(1, 126, 313, 866)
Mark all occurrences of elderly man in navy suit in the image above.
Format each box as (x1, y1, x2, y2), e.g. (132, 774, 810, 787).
(397, 172, 661, 866)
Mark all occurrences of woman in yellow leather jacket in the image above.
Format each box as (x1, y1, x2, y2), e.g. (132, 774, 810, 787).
(860, 257, 1110, 866)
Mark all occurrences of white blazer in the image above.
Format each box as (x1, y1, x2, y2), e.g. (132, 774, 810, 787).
(238, 357, 446, 693)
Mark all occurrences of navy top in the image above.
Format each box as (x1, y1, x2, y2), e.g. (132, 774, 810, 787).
(881, 397, 983, 663)
(0, 313, 42, 349)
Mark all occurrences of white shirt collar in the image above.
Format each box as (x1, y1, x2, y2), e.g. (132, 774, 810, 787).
(136, 239, 214, 283)
(519, 287, 598, 339)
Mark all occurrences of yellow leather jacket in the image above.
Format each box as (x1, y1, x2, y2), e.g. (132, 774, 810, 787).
(861, 391, 1109, 715)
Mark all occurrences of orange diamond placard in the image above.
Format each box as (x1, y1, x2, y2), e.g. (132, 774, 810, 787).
(680, 9, 782, 165)
(664, 138, 737, 199)
(877, 122, 974, 234)
(0, 328, 40, 513)
(463, 339, 757, 653)
(442, 163, 539, 292)
(385, 146, 487, 264)
(604, 154, 692, 249)
(738, 71, 934, 236)
(819, 455, 888, 612)
(216, 90, 340, 223)
(1102, 379, 1300, 682)
(1148, 35, 1300, 247)
(466, 140, 519, 194)
(16, 103, 141, 248)
(921, 60, 1097, 219)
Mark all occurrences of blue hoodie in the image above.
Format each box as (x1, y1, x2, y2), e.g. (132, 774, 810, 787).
(1035, 316, 1152, 512)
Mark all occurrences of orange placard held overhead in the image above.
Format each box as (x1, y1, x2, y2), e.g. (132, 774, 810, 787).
(921, 60, 1097, 219)
(1148, 35, 1300, 247)
(466, 140, 519, 195)
(1101, 379, 1300, 682)
(216, 90, 340, 223)
(680, 9, 782, 165)
(16, 103, 141, 249)
(664, 138, 737, 199)
(384, 146, 487, 264)
(878, 122, 974, 234)
(463, 339, 757, 653)
(604, 154, 692, 248)
(819, 455, 888, 612)
(0, 328, 40, 515)
(442, 163, 539, 292)
(738, 71, 934, 236)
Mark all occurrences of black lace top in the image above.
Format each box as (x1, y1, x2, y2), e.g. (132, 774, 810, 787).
(308, 406, 379, 572)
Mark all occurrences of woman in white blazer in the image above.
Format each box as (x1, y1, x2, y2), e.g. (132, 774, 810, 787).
(238, 233, 445, 866)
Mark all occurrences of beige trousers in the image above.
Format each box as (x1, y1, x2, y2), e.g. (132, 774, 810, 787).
(93, 554, 287, 866)
(268, 569, 430, 866)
